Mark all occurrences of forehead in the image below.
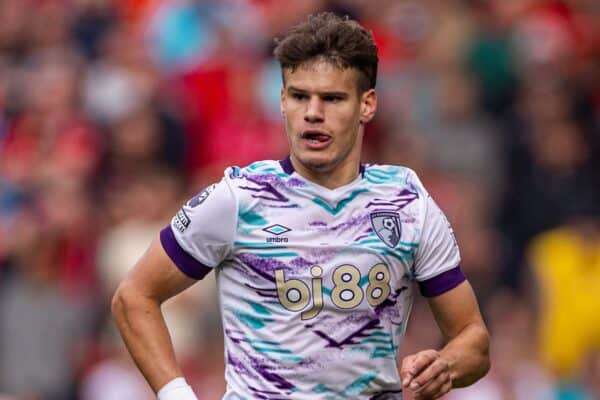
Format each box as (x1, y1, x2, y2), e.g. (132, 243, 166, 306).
(283, 60, 359, 93)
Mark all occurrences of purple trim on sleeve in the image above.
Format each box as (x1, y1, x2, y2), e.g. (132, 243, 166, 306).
(418, 266, 466, 297)
(159, 226, 213, 280)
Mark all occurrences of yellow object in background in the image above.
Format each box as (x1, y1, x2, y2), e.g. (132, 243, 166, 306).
(529, 226, 600, 378)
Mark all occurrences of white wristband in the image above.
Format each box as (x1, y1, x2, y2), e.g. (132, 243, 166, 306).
(157, 377, 198, 400)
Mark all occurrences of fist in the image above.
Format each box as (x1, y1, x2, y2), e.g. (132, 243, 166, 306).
(400, 350, 452, 400)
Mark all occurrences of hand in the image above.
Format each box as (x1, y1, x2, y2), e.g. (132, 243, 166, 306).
(400, 350, 452, 400)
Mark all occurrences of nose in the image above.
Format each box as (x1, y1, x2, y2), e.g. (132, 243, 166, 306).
(304, 97, 324, 123)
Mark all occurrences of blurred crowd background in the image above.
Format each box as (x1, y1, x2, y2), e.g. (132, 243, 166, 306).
(0, 0, 599, 399)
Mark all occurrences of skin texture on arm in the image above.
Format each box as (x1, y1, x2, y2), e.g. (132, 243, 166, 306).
(111, 238, 197, 393)
(400, 280, 490, 399)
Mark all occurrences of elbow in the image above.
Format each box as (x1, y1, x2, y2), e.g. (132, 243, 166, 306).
(111, 281, 139, 326)
(481, 331, 492, 377)
(470, 351, 491, 387)
(111, 280, 160, 327)
(480, 350, 491, 380)
(475, 326, 492, 381)
(111, 283, 128, 324)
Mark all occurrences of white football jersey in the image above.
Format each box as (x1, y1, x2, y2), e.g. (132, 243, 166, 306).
(161, 158, 464, 400)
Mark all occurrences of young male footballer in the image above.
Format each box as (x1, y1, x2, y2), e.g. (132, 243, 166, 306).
(112, 12, 490, 400)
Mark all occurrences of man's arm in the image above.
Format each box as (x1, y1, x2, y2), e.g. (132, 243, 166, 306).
(400, 280, 490, 399)
(111, 238, 197, 394)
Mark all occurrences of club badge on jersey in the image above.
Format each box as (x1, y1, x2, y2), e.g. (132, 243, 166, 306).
(370, 211, 402, 248)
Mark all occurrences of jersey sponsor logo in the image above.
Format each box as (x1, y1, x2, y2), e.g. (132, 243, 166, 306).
(187, 184, 216, 207)
(173, 209, 191, 233)
(263, 224, 291, 243)
(370, 211, 401, 248)
(275, 262, 391, 320)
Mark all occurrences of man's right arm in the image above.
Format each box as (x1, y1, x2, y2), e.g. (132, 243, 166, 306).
(111, 237, 197, 395)
(113, 175, 237, 397)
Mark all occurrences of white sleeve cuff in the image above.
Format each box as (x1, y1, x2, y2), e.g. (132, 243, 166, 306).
(157, 377, 198, 400)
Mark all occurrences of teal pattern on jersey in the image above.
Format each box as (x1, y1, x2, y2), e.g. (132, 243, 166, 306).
(230, 308, 274, 330)
(244, 339, 303, 361)
(280, 355, 304, 362)
(369, 339, 398, 359)
(312, 189, 369, 215)
(239, 209, 268, 226)
(364, 166, 407, 184)
(235, 244, 300, 259)
(230, 165, 242, 177)
(353, 331, 397, 359)
(343, 371, 379, 396)
(245, 161, 271, 171)
(234, 241, 287, 248)
(312, 371, 379, 399)
(245, 300, 272, 315)
(250, 346, 294, 355)
(349, 241, 413, 264)
(353, 235, 419, 256)
(242, 338, 280, 345)
(255, 252, 299, 258)
(244, 161, 290, 178)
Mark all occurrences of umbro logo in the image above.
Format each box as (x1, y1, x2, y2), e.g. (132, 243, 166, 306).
(263, 224, 291, 243)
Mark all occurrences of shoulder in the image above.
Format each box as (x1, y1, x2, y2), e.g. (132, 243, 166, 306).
(223, 159, 296, 205)
(363, 163, 428, 196)
(364, 163, 415, 183)
(227, 160, 286, 179)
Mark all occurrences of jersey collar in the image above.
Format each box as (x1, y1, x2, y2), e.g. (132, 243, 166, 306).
(279, 156, 366, 178)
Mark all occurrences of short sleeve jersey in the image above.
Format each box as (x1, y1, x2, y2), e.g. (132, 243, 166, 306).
(161, 158, 464, 400)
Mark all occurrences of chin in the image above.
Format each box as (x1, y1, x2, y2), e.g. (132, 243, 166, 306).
(296, 153, 335, 172)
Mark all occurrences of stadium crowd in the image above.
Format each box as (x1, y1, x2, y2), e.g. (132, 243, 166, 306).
(0, 0, 598, 399)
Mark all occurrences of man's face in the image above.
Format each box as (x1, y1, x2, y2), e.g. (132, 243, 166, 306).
(280, 60, 376, 175)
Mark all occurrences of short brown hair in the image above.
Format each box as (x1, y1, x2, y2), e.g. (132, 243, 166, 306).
(273, 12, 378, 92)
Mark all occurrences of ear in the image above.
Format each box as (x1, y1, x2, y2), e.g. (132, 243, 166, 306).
(280, 86, 286, 117)
(360, 89, 377, 124)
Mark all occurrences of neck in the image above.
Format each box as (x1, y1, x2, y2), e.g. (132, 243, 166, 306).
(287, 154, 363, 189)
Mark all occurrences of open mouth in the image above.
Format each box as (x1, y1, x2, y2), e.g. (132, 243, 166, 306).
(302, 130, 331, 144)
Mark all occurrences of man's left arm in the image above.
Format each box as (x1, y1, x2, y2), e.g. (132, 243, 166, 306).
(400, 280, 490, 399)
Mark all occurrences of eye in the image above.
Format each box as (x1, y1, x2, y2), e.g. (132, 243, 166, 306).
(291, 92, 307, 101)
(323, 95, 343, 103)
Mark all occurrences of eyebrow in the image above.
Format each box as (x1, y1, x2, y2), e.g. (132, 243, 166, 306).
(287, 86, 349, 98)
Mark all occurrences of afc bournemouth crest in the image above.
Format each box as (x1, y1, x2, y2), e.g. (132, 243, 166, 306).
(370, 211, 401, 248)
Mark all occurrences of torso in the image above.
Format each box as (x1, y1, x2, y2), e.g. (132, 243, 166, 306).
(218, 160, 424, 399)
